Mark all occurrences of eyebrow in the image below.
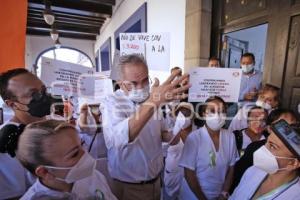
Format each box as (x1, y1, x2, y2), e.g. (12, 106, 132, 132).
(64, 145, 80, 157)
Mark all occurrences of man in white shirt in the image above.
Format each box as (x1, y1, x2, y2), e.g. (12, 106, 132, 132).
(101, 54, 190, 200)
(0, 68, 62, 199)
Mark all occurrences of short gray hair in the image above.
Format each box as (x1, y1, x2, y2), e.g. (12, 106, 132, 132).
(118, 54, 148, 79)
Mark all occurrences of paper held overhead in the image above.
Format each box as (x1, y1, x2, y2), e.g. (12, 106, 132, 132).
(40, 57, 113, 101)
(188, 67, 242, 103)
(119, 32, 170, 72)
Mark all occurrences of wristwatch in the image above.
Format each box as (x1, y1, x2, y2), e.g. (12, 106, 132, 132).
(221, 191, 230, 199)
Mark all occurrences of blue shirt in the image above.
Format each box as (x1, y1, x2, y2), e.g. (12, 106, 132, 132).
(239, 70, 262, 101)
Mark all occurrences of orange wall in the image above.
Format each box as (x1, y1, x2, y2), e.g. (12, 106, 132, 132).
(0, 0, 27, 72)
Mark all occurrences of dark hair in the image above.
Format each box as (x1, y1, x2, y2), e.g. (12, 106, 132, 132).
(247, 106, 268, 120)
(241, 52, 255, 63)
(209, 56, 220, 62)
(266, 108, 297, 125)
(0, 124, 26, 157)
(171, 66, 181, 72)
(194, 96, 227, 127)
(0, 68, 29, 101)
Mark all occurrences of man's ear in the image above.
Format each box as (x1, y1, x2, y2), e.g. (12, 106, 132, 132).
(35, 166, 55, 180)
(5, 99, 16, 109)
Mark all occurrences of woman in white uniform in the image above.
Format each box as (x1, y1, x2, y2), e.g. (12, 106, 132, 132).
(163, 102, 196, 200)
(230, 120, 300, 200)
(179, 96, 239, 200)
(233, 106, 268, 156)
(1, 119, 117, 200)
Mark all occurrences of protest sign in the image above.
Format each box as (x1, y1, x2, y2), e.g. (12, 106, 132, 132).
(188, 67, 242, 102)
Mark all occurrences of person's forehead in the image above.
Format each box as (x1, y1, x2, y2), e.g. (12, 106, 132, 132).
(44, 129, 79, 157)
(249, 109, 266, 117)
(209, 60, 219, 63)
(8, 73, 43, 93)
(241, 56, 253, 62)
(260, 90, 276, 98)
(123, 63, 148, 81)
(206, 100, 224, 109)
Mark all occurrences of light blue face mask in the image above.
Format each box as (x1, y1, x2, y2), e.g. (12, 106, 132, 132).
(241, 64, 254, 73)
(128, 84, 150, 103)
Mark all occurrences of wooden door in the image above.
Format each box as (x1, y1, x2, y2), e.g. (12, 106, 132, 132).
(282, 14, 300, 112)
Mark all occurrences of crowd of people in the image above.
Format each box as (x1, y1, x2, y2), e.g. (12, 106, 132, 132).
(0, 53, 299, 200)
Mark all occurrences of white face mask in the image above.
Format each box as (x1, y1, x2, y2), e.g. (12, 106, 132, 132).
(45, 151, 96, 183)
(253, 145, 296, 174)
(127, 85, 150, 103)
(205, 113, 226, 131)
(241, 64, 254, 73)
(256, 100, 272, 111)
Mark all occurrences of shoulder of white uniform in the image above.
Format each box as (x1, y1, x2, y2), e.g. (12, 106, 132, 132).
(102, 89, 126, 105)
(186, 127, 202, 142)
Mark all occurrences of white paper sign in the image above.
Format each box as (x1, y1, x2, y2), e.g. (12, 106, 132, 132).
(119, 33, 170, 71)
(41, 57, 94, 97)
(188, 67, 242, 102)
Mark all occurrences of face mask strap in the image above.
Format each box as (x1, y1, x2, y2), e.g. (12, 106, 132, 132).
(44, 165, 72, 170)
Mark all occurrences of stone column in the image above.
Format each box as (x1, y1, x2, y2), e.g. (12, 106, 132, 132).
(184, 0, 212, 72)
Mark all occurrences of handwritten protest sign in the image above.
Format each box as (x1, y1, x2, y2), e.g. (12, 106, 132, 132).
(188, 67, 242, 102)
(120, 33, 170, 71)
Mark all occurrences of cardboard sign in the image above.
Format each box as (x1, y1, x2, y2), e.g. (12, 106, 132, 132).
(120, 32, 170, 71)
(188, 67, 242, 102)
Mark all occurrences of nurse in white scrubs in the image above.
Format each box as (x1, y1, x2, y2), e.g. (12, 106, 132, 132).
(163, 102, 196, 200)
(7, 119, 116, 200)
(230, 122, 300, 200)
(179, 96, 239, 200)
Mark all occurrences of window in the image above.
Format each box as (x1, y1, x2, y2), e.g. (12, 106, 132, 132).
(35, 47, 93, 77)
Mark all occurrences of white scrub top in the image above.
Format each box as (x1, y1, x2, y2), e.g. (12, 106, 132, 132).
(241, 130, 265, 150)
(179, 126, 239, 200)
(164, 124, 198, 199)
(101, 89, 167, 183)
(230, 166, 300, 200)
(21, 170, 117, 200)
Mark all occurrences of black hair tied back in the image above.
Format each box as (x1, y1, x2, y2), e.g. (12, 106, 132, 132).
(0, 124, 26, 157)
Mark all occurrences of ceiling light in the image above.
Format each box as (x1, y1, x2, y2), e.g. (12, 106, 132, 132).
(50, 28, 59, 41)
(43, 1, 55, 25)
(55, 39, 61, 49)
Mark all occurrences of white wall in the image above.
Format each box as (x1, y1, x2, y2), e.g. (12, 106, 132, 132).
(25, 35, 96, 71)
(95, 0, 186, 80)
(226, 24, 268, 71)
